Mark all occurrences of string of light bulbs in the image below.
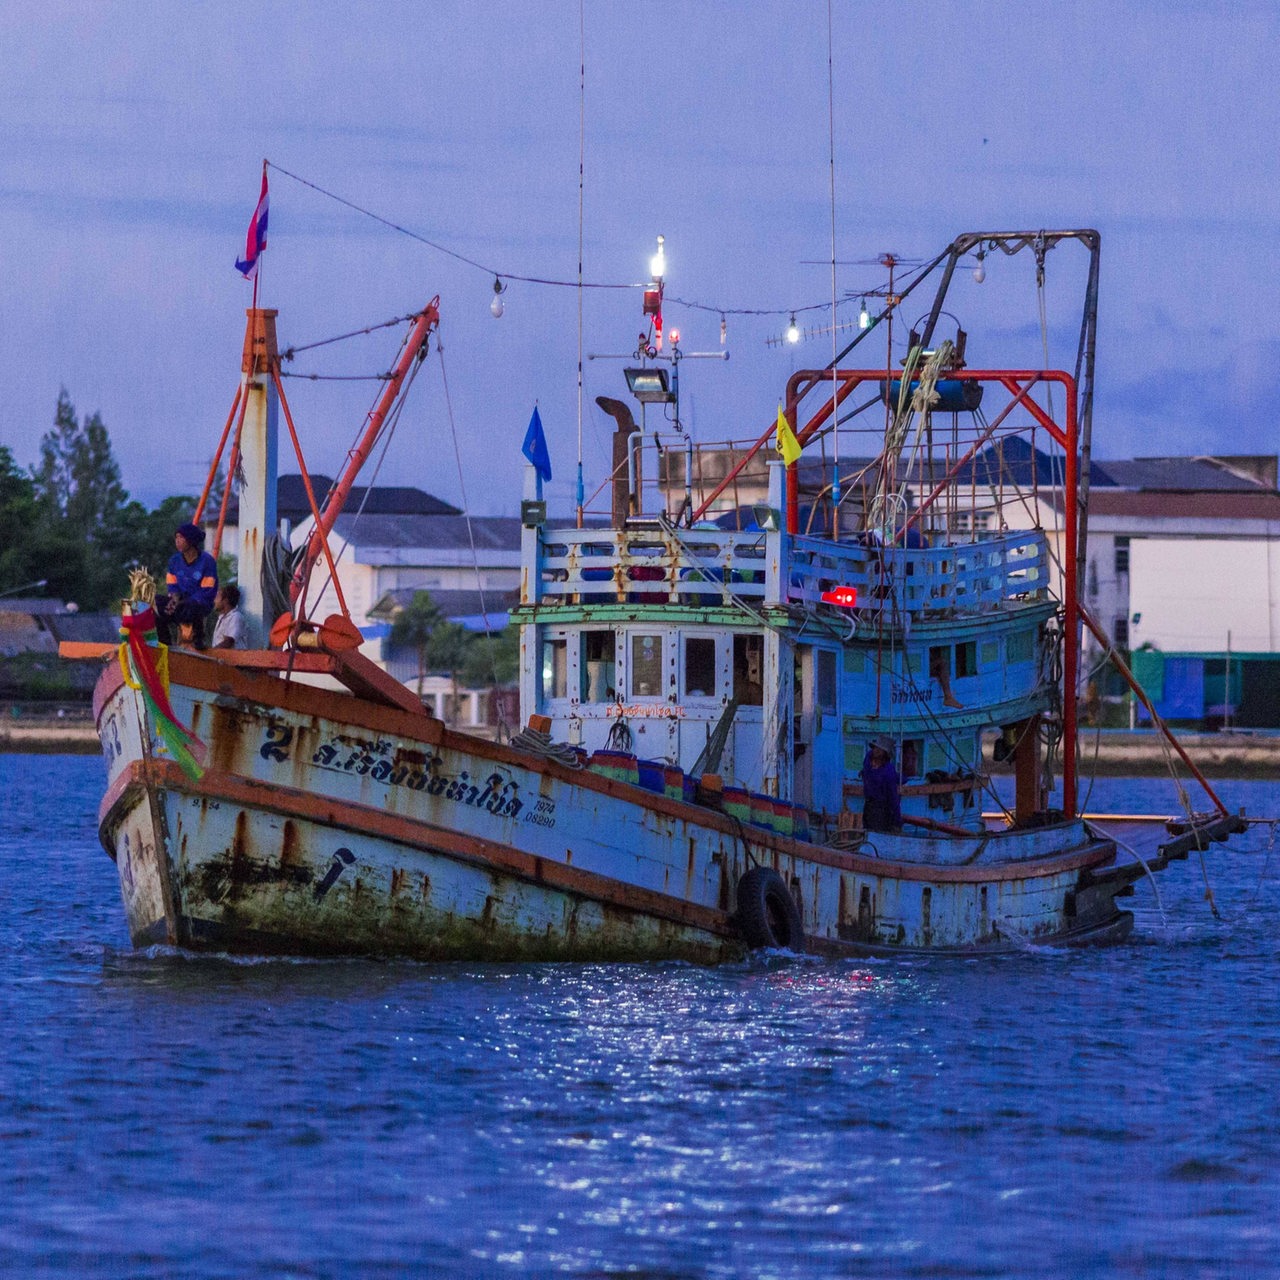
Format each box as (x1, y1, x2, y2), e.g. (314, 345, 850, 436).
(267, 160, 902, 333)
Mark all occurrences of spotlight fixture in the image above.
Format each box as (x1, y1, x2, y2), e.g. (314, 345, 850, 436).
(650, 234, 666, 281)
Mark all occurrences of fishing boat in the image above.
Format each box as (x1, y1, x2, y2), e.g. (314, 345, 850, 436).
(64, 229, 1245, 959)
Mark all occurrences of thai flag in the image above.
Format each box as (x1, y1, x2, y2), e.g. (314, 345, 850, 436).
(235, 170, 269, 279)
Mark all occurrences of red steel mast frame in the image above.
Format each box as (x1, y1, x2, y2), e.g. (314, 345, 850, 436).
(783, 366, 1082, 819)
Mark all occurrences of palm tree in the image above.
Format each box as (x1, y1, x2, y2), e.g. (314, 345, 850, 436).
(462, 626, 521, 736)
(427, 621, 474, 725)
(389, 591, 445, 699)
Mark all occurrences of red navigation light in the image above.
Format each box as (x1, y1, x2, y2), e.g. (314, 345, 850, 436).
(820, 586, 858, 608)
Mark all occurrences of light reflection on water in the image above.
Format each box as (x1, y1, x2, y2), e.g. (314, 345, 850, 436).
(2, 757, 1278, 1278)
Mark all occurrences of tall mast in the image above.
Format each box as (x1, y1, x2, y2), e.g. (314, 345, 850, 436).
(238, 308, 280, 647)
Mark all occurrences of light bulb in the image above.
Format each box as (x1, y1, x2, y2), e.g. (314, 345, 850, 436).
(719, 314, 727, 346)
(973, 251, 986, 285)
(490, 276, 505, 318)
(650, 234, 666, 281)
(786, 314, 800, 344)
(858, 298, 871, 330)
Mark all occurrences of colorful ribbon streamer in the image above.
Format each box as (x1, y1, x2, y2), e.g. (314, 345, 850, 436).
(118, 606, 207, 780)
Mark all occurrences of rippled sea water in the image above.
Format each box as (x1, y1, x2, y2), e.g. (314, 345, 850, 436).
(2, 755, 1278, 1279)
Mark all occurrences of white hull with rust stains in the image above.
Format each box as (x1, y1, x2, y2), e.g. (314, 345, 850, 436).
(88, 647, 1135, 961)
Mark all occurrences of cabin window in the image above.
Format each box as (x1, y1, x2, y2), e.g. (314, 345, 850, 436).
(581, 630, 616, 701)
(956, 641, 977, 679)
(683, 636, 717, 698)
(630, 634, 664, 698)
(1113, 617, 1129, 647)
(733, 634, 764, 706)
(844, 648, 864, 674)
(981, 641, 999, 667)
(902, 739, 922, 779)
(540, 637, 568, 701)
(817, 649, 837, 712)
(1007, 629, 1034, 663)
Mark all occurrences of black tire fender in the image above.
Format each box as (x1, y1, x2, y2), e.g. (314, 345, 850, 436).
(735, 866, 805, 951)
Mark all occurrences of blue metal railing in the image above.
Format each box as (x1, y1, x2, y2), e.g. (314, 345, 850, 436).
(528, 524, 1048, 616)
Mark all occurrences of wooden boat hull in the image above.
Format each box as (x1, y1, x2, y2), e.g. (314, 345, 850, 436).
(91, 650, 1136, 961)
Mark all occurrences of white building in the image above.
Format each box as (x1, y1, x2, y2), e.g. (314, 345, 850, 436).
(293, 512, 522, 643)
(207, 477, 523, 725)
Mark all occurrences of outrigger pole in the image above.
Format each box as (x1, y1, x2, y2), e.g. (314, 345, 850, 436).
(1079, 605, 1230, 818)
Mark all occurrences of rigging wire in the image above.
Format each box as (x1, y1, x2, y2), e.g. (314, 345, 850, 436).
(279, 372, 390, 382)
(825, 0, 840, 526)
(269, 159, 638, 292)
(576, 0, 586, 527)
(281, 312, 422, 359)
(267, 159, 922, 325)
(435, 341, 509, 735)
(301, 324, 424, 618)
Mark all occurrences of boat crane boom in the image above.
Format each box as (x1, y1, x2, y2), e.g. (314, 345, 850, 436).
(290, 298, 441, 605)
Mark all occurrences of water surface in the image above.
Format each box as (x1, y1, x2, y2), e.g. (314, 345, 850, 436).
(2, 757, 1278, 1278)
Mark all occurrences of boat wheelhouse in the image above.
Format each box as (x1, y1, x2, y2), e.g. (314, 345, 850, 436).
(519, 461, 1057, 837)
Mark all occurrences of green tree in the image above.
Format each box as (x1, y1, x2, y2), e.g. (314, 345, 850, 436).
(427, 620, 474, 723)
(33, 390, 127, 532)
(106, 494, 199, 587)
(0, 447, 42, 591)
(462, 627, 520, 690)
(30, 390, 132, 609)
(389, 591, 445, 697)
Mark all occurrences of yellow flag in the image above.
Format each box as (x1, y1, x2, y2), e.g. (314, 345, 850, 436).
(775, 406, 802, 466)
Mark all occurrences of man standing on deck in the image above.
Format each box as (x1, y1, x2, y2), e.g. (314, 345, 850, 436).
(861, 736, 902, 834)
(156, 522, 217, 649)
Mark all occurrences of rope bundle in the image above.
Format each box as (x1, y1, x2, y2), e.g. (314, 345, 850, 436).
(509, 725, 584, 769)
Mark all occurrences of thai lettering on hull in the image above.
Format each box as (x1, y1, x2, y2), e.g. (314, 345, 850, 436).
(257, 722, 554, 826)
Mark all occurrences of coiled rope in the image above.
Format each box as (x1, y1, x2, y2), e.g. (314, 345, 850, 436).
(508, 725, 584, 769)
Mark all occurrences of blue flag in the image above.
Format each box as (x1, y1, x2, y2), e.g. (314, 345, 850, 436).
(522, 406, 552, 482)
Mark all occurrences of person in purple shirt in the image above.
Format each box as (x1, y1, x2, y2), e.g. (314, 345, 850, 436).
(156, 522, 218, 649)
(861, 735, 902, 833)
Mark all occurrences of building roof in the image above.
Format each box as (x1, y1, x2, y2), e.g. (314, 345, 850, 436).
(1095, 456, 1271, 492)
(221, 475, 461, 524)
(339, 484, 461, 518)
(0, 597, 64, 616)
(43, 612, 120, 644)
(947, 436, 1120, 489)
(1077, 490, 1280, 520)
(327, 513, 521, 553)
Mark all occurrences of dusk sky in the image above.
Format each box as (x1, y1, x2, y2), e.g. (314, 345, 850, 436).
(3, 1, 1277, 516)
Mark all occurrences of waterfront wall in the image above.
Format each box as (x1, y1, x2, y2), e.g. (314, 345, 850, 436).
(3, 711, 1278, 779)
